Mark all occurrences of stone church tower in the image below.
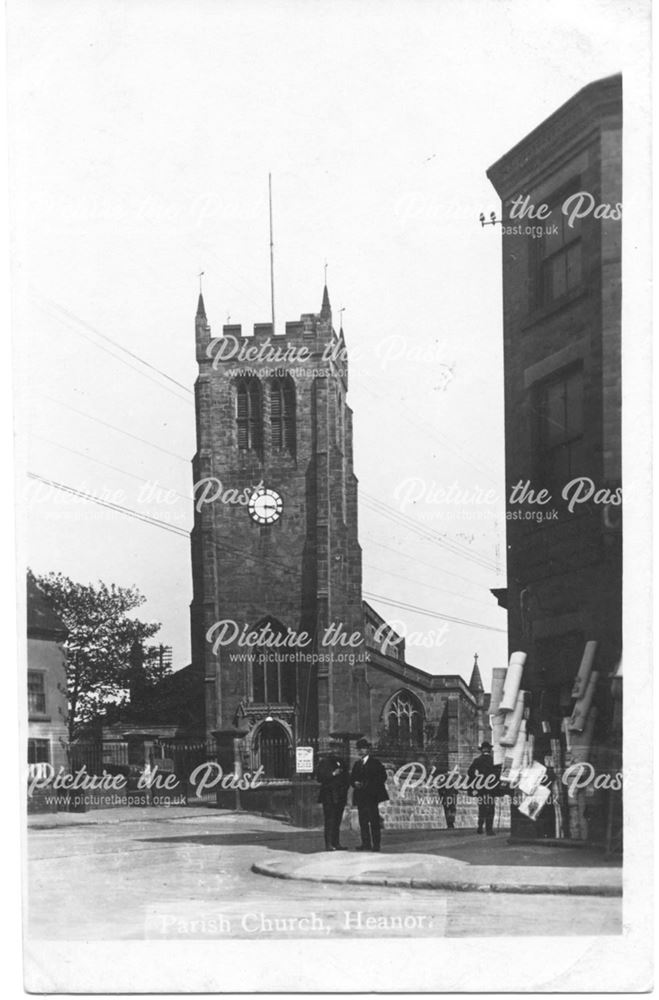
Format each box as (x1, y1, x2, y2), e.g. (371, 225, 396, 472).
(190, 287, 370, 752)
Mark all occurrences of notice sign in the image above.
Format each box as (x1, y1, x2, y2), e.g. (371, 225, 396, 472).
(295, 746, 314, 774)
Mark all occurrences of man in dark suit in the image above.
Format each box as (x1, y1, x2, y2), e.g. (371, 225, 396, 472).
(350, 738, 389, 852)
(315, 754, 350, 851)
(467, 741, 501, 835)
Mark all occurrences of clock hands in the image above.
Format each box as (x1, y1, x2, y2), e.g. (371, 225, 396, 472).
(248, 488, 283, 523)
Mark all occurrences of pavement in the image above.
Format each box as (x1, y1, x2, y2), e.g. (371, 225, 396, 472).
(253, 847, 621, 896)
(26, 808, 624, 991)
(29, 802, 621, 897)
(28, 802, 221, 828)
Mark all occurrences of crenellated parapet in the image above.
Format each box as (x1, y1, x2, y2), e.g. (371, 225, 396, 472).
(195, 287, 348, 389)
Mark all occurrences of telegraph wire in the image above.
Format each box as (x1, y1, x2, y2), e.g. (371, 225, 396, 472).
(27, 473, 190, 537)
(363, 591, 506, 634)
(31, 421, 500, 593)
(364, 561, 497, 609)
(31, 417, 501, 591)
(362, 534, 496, 592)
(361, 489, 497, 567)
(363, 500, 498, 572)
(31, 435, 193, 504)
(39, 302, 192, 406)
(359, 381, 499, 485)
(33, 300, 501, 580)
(37, 295, 194, 397)
(31, 439, 500, 611)
(36, 400, 497, 572)
(27, 473, 505, 635)
(361, 491, 498, 572)
(29, 446, 498, 608)
(42, 395, 190, 462)
(38, 294, 500, 488)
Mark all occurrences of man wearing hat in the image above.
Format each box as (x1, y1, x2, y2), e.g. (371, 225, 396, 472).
(315, 753, 350, 851)
(350, 738, 389, 851)
(467, 741, 500, 836)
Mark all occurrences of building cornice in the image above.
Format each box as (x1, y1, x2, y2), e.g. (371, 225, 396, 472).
(487, 74, 622, 198)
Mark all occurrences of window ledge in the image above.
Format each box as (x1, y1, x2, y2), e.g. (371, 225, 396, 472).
(522, 288, 589, 331)
(29, 715, 51, 723)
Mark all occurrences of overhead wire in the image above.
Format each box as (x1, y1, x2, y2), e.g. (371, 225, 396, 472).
(33, 296, 505, 618)
(363, 591, 506, 634)
(42, 395, 190, 462)
(361, 490, 498, 572)
(36, 295, 194, 397)
(31, 438, 501, 612)
(27, 472, 505, 635)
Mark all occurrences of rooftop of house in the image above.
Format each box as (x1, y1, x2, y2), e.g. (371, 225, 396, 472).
(27, 571, 68, 642)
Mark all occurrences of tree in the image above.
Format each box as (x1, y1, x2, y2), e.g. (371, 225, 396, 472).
(33, 572, 162, 741)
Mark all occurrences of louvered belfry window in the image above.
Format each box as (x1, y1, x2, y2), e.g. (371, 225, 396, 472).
(236, 378, 262, 451)
(270, 378, 296, 454)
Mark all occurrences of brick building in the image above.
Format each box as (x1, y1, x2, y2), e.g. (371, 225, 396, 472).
(487, 74, 622, 841)
(188, 286, 489, 787)
(27, 571, 69, 791)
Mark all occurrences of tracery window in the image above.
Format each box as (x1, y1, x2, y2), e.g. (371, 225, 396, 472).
(385, 690, 424, 746)
(250, 618, 297, 705)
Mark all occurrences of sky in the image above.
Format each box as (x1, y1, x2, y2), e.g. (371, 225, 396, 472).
(8, 0, 648, 692)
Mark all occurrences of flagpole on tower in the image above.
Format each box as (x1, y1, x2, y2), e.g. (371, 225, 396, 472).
(269, 173, 276, 335)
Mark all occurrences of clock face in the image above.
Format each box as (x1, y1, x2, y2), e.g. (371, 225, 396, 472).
(248, 487, 283, 525)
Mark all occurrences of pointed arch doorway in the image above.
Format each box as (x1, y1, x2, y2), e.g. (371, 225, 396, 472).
(253, 720, 293, 779)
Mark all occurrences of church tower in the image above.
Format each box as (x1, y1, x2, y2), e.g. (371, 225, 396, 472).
(189, 287, 367, 759)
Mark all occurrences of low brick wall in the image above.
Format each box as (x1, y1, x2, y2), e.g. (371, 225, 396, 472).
(342, 764, 512, 832)
(218, 773, 511, 833)
(381, 789, 479, 830)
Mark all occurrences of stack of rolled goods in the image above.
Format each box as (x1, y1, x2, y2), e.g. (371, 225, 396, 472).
(491, 726, 506, 765)
(500, 690, 526, 745)
(571, 640, 598, 699)
(489, 667, 506, 715)
(501, 719, 527, 784)
(510, 719, 527, 783)
(499, 652, 526, 711)
(568, 790, 589, 840)
(499, 749, 515, 784)
(489, 667, 507, 764)
(569, 672, 599, 731)
(565, 663, 597, 841)
(555, 791, 564, 836)
(548, 739, 561, 768)
(548, 739, 564, 837)
(569, 707, 597, 764)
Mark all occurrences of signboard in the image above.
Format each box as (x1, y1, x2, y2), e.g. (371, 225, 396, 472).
(295, 746, 314, 774)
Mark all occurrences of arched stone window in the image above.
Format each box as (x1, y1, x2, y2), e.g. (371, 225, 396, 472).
(270, 377, 296, 454)
(385, 690, 424, 747)
(249, 617, 297, 705)
(235, 377, 262, 452)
